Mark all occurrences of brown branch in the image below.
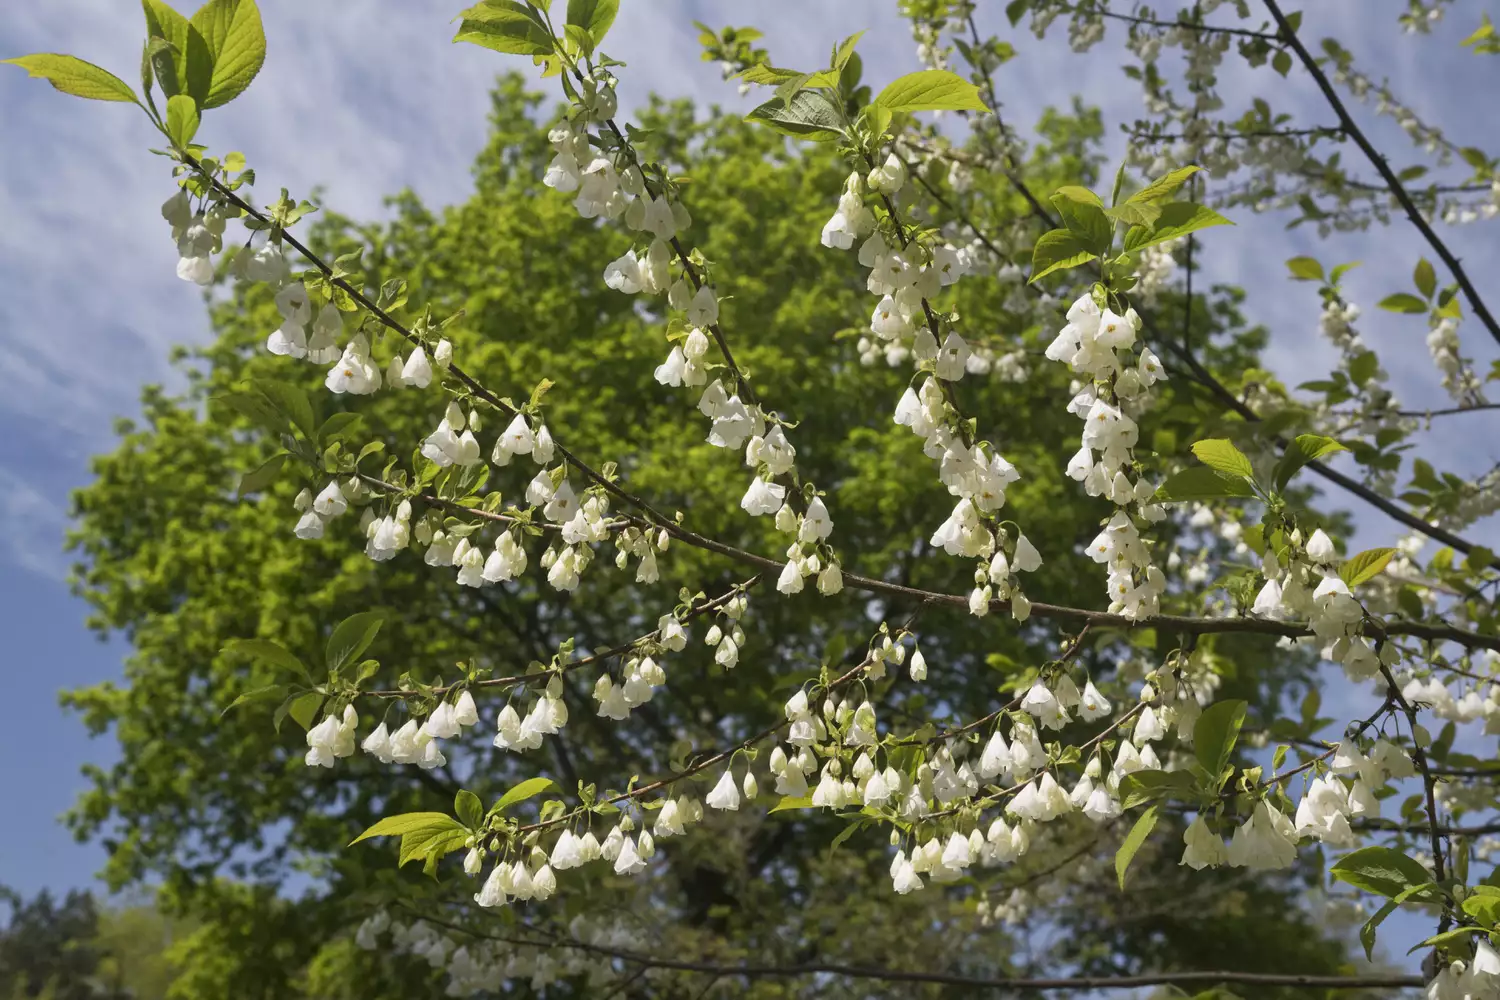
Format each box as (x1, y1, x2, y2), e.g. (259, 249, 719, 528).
(1264, 0, 1500, 348)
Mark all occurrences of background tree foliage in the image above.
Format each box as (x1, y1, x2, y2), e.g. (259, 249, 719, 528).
(61, 76, 1376, 997)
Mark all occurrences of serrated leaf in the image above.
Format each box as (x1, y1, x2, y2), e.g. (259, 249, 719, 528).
(1193, 699, 1247, 790)
(1286, 255, 1324, 282)
(1050, 186, 1112, 252)
(142, 0, 213, 103)
(1128, 165, 1202, 205)
(236, 451, 286, 496)
(1340, 548, 1395, 587)
(565, 0, 618, 46)
(831, 31, 864, 73)
(1377, 292, 1428, 314)
(1272, 433, 1346, 491)
(1028, 228, 1098, 283)
(455, 789, 484, 830)
(1116, 805, 1159, 890)
(874, 69, 986, 113)
(745, 90, 845, 141)
(737, 64, 803, 85)
(325, 611, 384, 675)
(4, 54, 140, 104)
(1331, 846, 1436, 899)
(1122, 202, 1232, 253)
(189, 0, 265, 109)
(350, 811, 463, 846)
(1191, 439, 1254, 478)
(1155, 466, 1257, 502)
(454, 1, 555, 55)
(496, 776, 557, 812)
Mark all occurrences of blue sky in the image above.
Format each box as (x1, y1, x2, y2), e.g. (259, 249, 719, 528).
(2, 0, 1496, 972)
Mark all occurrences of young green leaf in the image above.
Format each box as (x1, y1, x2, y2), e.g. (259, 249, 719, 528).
(1116, 805, 1159, 890)
(1127, 164, 1201, 204)
(3, 54, 140, 104)
(1190, 439, 1254, 479)
(1028, 228, 1098, 283)
(1377, 293, 1428, 314)
(253, 379, 317, 441)
(454, 1, 556, 56)
(1339, 548, 1395, 587)
(873, 69, 986, 113)
(1193, 699, 1247, 790)
(350, 811, 463, 846)
(1122, 202, 1232, 253)
(1155, 466, 1257, 502)
(1049, 187, 1112, 252)
(1272, 433, 1346, 491)
(325, 611, 384, 674)
(1413, 258, 1436, 300)
(455, 789, 484, 830)
(165, 93, 200, 146)
(1285, 255, 1325, 282)
(220, 683, 285, 717)
(188, 0, 266, 109)
(142, 0, 214, 103)
(495, 776, 558, 812)
(236, 452, 286, 496)
(565, 0, 619, 47)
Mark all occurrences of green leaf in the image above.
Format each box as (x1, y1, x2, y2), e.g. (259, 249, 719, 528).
(325, 611, 384, 674)
(737, 64, 804, 86)
(1117, 769, 1198, 810)
(1340, 548, 1396, 587)
(1123, 202, 1232, 253)
(1272, 49, 1292, 76)
(165, 94, 199, 146)
(455, 789, 484, 830)
(189, 0, 266, 109)
(1330, 845, 1435, 899)
(454, 1, 556, 56)
(1348, 349, 1379, 387)
(350, 810, 462, 846)
(1409, 926, 1488, 955)
(1049, 186, 1112, 252)
(1116, 805, 1159, 890)
(277, 691, 322, 733)
(1105, 200, 1162, 228)
(745, 90, 845, 141)
(1193, 699, 1247, 789)
(770, 795, 815, 812)
(401, 826, 469, 870)
(317, 412, 363, 444)
(253, 379, 316, 441)
(873, 69, 987, 113)
(831, 31, 865, 73)
(220, 683, 285, 716)
(565, 0, 618, 47)
(1413, 258, 1436, 299)
(1191, 439, 1254, 479)
(1028, 229, 1098, 283)
(236, 452, 286, 496)
(1377, 292, 1428, 314)
(1155, 466, 1257, 502)
(142, 0, 213, 104)
(496, 776, 557, 812)
(1128, 165, 1202, 205)
(1463, 892, 1500, 927)
(223, 637, 312, 683)
(1286, 255, 1325, 282)
(1272, 433, 1346, 491)
(3, 54, 140, 104)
